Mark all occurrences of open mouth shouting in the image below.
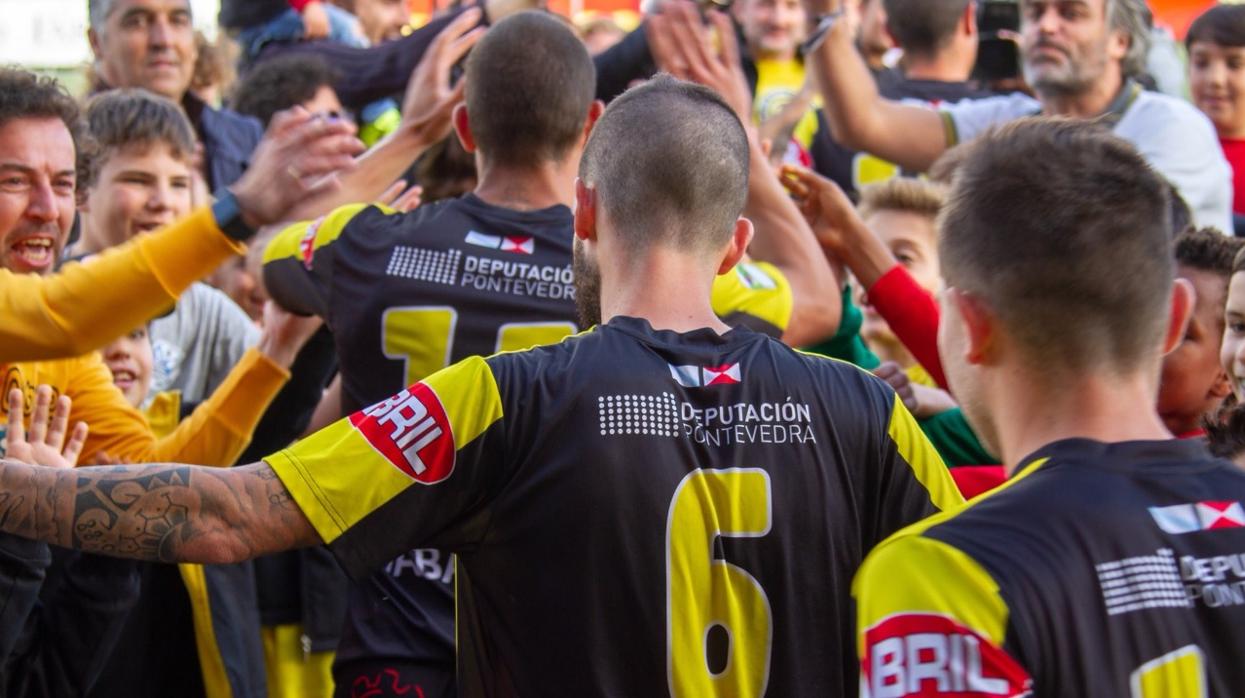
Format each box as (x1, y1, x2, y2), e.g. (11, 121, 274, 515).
(6, 232, 59, 274)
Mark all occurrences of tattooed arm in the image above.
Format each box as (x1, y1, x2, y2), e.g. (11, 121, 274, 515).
(0, 461, 319, 564)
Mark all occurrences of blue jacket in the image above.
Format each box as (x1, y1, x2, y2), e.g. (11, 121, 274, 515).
(183, 93, 264, 192)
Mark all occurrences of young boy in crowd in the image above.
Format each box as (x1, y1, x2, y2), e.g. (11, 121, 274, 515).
(1158, 227, 1243, 438)
(1214, 246, 1245, 466)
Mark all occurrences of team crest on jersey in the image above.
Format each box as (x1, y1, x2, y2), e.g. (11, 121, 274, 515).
(862, 613, 1032, 697)
(464, 231, 535, 255)
(1150, 501, 1245, 535)
(350, 384, 456, 485)
(735, 263, 777, 291)
(669, 363, 742, 388)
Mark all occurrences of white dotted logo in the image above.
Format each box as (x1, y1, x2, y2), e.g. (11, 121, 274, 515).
(597, 393, 680, 438)
(386, 246, 462, 286)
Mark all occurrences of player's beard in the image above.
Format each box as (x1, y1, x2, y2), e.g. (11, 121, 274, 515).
(573, 239, 602, 328)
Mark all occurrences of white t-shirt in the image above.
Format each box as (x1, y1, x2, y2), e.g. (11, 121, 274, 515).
(942, 90, 1234, 234)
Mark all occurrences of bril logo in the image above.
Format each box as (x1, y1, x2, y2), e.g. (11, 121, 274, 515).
(862, 612, 1032, 696)
(351, 384, 456, 484)
(464, 231, 534, 255)
(669, 363, 742, 388)
(1150, 501, 1245, 534)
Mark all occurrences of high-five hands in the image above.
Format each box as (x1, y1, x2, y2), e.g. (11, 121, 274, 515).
(4, 387, 88, 469)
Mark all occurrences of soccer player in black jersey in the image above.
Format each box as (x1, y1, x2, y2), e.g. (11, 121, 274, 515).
(0, 72, 962, 697)
(264, 11, 844, 697)
(854, 119, 1245, 697)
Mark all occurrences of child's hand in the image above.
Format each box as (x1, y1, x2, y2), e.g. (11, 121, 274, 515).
(4, 387, 88, 469)
(302, 1, 331, 40)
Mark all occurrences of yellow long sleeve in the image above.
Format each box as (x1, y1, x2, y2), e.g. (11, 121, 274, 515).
(0, 208, 245, 363)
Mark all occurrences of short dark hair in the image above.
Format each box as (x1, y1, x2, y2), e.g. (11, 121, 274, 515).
(1168, 183, 1193, 239)
(579, 74, 749, 254)
(0, 68, 83, 156)
(1187, 3, 1245, 49)
(882, 0, 970, 58)
(939, 118, 1173, 374)
(1174, 227, 1245, 277)
(465, 11, 596, 167)
(1206, 401, 1245, 461)
(78, 89, 197, 192)
(231, 54, 341, 127)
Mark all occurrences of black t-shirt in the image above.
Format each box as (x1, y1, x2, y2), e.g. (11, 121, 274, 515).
(857, 438, 1245, 696)
(265, 316, 963, 696)
(809, 77, 995, 200)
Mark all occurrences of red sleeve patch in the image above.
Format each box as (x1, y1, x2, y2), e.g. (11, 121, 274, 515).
(300, 218, 324, 270)
(862, 613, 1032, 697)
(349, 383, 456, 484)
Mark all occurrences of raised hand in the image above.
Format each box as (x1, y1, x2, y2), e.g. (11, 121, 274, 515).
(5, 387, 88, 469)
(647, 1, 753, 123)
(399, 8, 486, 149)
(230, 108, 367, 230)
(258, 301, 326, 369)
(779, 164, 866, 258)
(376, 180, 424, 213)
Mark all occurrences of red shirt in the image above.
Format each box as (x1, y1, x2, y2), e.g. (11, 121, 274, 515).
(1220, 137, 1245, 215)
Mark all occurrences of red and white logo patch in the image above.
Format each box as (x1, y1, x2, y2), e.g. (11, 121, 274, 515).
(501, 236, 534, 254)
(299, 218, 324, 270)
(704, 364, 742, 385)
(862, 613, 1032, 697)
(350, 384, 455, 484)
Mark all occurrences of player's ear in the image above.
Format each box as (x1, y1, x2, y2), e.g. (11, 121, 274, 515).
(453, 104, 476, 153)
(582, 100, 605, 143)
(946, 287, 995, 365)
(717, 217, 754, 275)
(574, 178, 597, 242)
(1162, 278, 1196, 356)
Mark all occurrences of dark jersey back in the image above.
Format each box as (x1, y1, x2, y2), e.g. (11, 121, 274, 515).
(858, 438, 1245, 697)
(268, 317, 962, 696)
(810, 79, 994, 200)
(263, 195, 579, 672)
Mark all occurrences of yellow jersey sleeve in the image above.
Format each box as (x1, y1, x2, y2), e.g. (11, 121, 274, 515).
(0, 207, 243, 363)
(854, 534, 1033, 696)
(263, 203, 389, 317)
(265, 355, 505, 577)
(885, 397, 964, 514)
(711, 261, 794, 338)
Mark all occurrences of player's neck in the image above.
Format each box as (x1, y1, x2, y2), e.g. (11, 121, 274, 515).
(473, 159, 575, 211)
(901, 45, 973, 82)
(993, 371, 1172, 476)
(600, 249, 731, 335)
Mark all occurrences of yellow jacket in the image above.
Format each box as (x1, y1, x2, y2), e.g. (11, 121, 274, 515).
(1, 347, 288, 466)
(0, 208, 245, 363)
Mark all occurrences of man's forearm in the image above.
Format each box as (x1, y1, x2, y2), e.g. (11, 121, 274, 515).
(0, 461, 317, 565)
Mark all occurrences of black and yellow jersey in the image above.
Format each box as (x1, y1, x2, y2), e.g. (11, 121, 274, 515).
(265, 316, 962, 697)
(855, 438, 1245, 698)
(263, 197, 800, 678)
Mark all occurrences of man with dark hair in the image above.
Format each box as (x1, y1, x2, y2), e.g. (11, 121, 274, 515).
(810, 0, 989, 199)
(0, 66, 359, 363)
(0, 70, 959, 697)
(804, 0, 1234, 232)
(88, 0, 265, 191)
(265, 10, 837, 692)
(854, 117, 1245, 695)
(231, 55, 345, 128)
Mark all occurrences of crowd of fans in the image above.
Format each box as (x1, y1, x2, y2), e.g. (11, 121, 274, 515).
(1, 0, 1245, 696)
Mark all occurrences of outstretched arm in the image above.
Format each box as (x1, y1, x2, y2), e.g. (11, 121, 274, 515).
(0, 460, 319, 565)
(801, 0, 948, 171)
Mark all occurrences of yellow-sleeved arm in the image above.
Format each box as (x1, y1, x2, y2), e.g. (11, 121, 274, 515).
(262, 203, 380, 317)
(0, 208, 245, 363)
(853, 534, 1034, 696)
(710, 261, 794, 339)
(150, 348, 290, 466)
(67, 356, 159, 463)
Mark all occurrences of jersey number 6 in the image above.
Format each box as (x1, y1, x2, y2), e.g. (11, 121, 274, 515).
(666, 468, 773, 698)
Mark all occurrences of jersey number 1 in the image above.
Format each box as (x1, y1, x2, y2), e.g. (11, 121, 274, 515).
(382, 306, 575, 384)
(666, 468, 773, 698)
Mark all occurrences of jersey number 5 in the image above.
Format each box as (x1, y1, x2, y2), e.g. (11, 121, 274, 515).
(666, 468, 773, 697)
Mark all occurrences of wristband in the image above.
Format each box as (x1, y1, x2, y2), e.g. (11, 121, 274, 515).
(211, 188, 257, 242)
(802, 9, 845, 55)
